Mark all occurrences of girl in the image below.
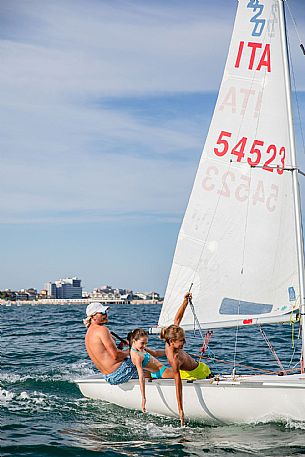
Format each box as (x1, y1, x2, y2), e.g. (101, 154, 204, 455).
(128, 328, 174, 412)
(160, 292, 211, 426)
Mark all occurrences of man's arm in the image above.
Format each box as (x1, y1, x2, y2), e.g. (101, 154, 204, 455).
(174, 292, 192, 326)
(100, 327, 129, 362)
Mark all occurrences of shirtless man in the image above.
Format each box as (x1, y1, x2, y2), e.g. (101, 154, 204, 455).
(160, 292, 210, 426)
(84, 302, 138, 385)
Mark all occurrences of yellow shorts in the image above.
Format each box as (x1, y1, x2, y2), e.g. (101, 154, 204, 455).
(179, 362, 211, 380)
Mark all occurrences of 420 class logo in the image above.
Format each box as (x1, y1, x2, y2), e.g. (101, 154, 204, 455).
(247, 0, 266, 37)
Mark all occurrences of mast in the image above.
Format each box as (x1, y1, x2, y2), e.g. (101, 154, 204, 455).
(279, 0, 305, 368)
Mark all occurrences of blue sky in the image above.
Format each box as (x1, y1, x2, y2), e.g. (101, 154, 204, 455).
(0, 0, 304, 294)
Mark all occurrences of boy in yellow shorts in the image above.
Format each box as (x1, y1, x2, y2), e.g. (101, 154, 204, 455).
(179, 361, 211, 380)
(160, 292, 212, 426)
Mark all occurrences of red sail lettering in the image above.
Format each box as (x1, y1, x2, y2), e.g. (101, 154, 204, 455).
(248, 42, 262, 70)
(235, 42, 271, 73)
(235, 41, 244, 68)
(257, 44, 271, 72)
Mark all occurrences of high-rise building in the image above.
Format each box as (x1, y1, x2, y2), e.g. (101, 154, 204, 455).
(45, 282, 57, 298)
(45, 277, 82, 299)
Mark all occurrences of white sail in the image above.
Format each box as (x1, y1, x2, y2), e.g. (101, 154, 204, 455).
(159, 0, 300, 329)
(77, 1, 305, 426)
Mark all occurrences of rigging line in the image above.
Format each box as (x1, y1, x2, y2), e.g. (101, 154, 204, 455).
(285, 1, 305, 54)
(251, 166, 305, 175)
(189, 352, 275, 373)
(288, 35, 305, 157)
(259, 325, 287, 374)
(289, 320, 302, 370)
(188, 297, 205, 341)
(291, 361, 301, 370)
(189, 351, 301, 375)
(187, 284, 206, 344)
(200, 334, 215, 364)
(249, 164, 295, 171)
(288, 339, 297, 367)
(223, 160, 298, 173)
(187, 285, 213, 360)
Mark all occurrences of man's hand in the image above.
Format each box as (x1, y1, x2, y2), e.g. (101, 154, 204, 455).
(100, 327, 128, 362)
(117, 340, 129, 350)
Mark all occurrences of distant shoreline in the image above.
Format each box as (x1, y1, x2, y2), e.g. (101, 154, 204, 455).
(0, 298, 163, 306)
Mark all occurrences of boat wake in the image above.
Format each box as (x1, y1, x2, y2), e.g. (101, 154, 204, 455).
(0, 362, 96, 414)
(284, 419, 305, 430)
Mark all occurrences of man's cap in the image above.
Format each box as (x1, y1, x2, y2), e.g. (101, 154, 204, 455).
(86, 302, 110, 317)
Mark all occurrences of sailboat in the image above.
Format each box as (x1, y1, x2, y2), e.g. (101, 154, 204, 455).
(76, 0, 305, 423)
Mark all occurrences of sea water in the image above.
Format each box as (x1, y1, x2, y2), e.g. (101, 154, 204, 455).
(1, 303, 305, 457)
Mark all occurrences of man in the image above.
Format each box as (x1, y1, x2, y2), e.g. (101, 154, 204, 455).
(84, 302, 138, 385)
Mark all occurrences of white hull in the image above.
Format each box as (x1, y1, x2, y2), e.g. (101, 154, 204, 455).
(76, 373, 305, 424)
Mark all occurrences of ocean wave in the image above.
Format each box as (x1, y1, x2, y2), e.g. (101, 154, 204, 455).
(0, 388, 56, 412)
(285, 419, 305, 430)
(53, 361, 96, 381)
(144, 422, 181, 438)
(0, 362, 95, 385)
(0, 387, 14, 403)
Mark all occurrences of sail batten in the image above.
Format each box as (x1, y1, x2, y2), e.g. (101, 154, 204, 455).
(158, 0, 299, 330)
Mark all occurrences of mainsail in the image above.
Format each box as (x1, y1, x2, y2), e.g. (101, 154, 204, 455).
(159, 0, 300, 330)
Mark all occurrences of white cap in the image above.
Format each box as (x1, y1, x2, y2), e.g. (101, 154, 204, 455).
(86, 302, 110, 317)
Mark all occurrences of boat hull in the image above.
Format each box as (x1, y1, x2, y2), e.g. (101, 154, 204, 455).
(76, 374, 305, 424)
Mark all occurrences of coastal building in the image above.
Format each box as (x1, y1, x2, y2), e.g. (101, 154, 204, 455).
(0, 288, 38, 301)
(55, 277, 82, 299)
(99, 285, 113, 293)
(15, 292, 29, 300)
(45, 277, 82, 299)
(148, 292, 160, 300)
(19, 288, 37, 300)
(45, 282, 57, 299)
(91, 289, 120, 300)
(38, 289, 48, 299)
(134, 292, 150, 300)
(1, 281, 160, 304)
(134, 291, 161, 301)
(89, 285, 133, 303)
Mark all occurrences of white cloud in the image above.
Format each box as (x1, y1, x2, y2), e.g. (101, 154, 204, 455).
(0, 0, 304, 226)
(0, 2, 234, 97)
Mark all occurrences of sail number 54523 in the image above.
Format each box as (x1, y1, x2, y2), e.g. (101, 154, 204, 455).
(214, 130, 285, 174)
